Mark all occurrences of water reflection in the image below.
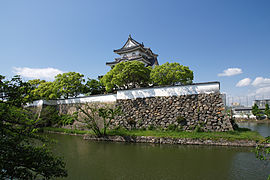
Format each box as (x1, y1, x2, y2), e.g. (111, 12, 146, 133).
(47, 133, 270, 180)
(237, 122, 270, 137)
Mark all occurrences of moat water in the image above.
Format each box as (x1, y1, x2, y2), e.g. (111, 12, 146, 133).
(50, 122, 270, 180)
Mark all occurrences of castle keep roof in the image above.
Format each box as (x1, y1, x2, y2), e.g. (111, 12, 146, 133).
(106, 35, 159, 67)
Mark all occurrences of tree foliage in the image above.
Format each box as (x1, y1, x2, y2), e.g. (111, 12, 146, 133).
(101, 61, 151, 92)
(255, 138, 270, 180)
(28, 79, 58, 100)
(265, 104, 270, 119)
(54, 72, 85, 99)
(31, 81, 60, 100)
(25, 62, 194, 98)
(252, 104, 264, 119)
(28, 79, 46, 89)
(29, 72, 85, 100)
(1, 75, 34, 107)
(150, 62, 193, 86)
(0, 75, 67, 179)
(25, 62, 194, 99)
(84, 78, 105, 95)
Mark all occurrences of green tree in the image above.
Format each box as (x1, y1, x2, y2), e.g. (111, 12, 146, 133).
(31, 81, 60, 100)
(84, 78, 105, 95)
(265, 104, 270, 119)
(252, 104, 264, 119)
(0, 75, 34, 107)
(101, 61, 151, 92)
(78, 103, 121, 137)
(28, 79, 46, 100)
(28, 79, 46, 89)
(150, 62, 193, 86)
(54, 72, 85, 99)
(0, 75, 67, 179)
(255, 138, 270, 180)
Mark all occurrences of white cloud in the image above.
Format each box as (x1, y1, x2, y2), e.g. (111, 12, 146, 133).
(218, 68, 243, 77)
(255, 86, 270, 95)
(236, 78, 251, 87)
(13, 67, 64, 80)
(251, 77, 270, 87)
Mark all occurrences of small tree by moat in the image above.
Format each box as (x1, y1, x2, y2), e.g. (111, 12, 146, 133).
(78, 103, 121, 137)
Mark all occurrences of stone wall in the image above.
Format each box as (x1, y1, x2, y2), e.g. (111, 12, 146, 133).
(56, 102, 116, 130)
(26, 82, 234, 132)
(113, 93, 233, 132)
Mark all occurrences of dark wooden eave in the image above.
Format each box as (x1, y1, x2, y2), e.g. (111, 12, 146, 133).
(113, 45, 142, 53)
(114, 45, 158, 58)
(106, 55, 152, 66)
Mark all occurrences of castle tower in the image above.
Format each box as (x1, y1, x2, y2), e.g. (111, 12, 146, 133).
(106, 35, 159, 67)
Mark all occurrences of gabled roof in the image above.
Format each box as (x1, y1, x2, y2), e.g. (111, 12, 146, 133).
(113, 35, 159, 57)
(114, 35, 143, 53)
(122, 35, 141, 48)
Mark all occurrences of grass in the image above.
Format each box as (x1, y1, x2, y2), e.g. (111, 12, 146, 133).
(42, 127, 90, 135)
(42, 127, 264, 142)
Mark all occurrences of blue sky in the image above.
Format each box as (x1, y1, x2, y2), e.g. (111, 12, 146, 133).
(0, 0, 270, 104)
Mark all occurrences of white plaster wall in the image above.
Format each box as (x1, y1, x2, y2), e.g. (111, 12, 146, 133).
(26, 100, 46, 107)
(26, 83, 220, 106)
(117, 83, 220, 100)
(26, 94, 117, 107)
(123, 50, 142, 58)
(54, 94, 117, 104)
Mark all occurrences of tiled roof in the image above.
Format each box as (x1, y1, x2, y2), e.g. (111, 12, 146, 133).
(113, 35, 158, 57)
(107, 35, 159, 67)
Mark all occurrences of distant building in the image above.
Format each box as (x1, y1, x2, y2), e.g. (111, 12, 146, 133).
(106, 35, 159, 67)
(232, 99, 269, 119)
(221, 93, 226, 106)
(231, 102, 240, 107)
(233, 107, 256, 119)
(254, 99, 270, 108)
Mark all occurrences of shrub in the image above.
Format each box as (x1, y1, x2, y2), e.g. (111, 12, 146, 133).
(167, 124, 177, 131)
(113, 125, 121, 131)
(38, 106, 59, 127)
(177, 116, 186, 125)
(59, 112, 78, 126)
(176, 125, 183, 132)
(78, 103, 121, 137)
(141, 127, 146, 131)
(138, 119, 143, 126)
(127, 118, 136, 129)
(194, 125, 203, 132)
(148, 124, 155, 130)
(38, 106, 78, 127)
